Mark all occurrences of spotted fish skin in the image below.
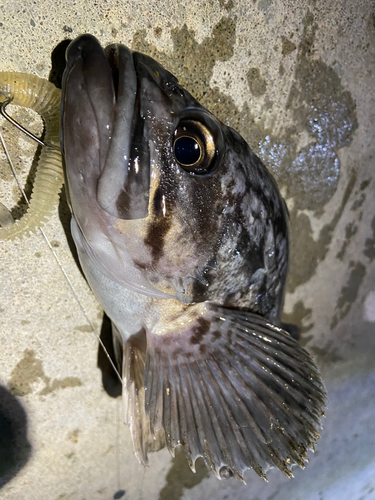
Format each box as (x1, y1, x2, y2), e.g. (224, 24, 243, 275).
(61, 34, 325, 482)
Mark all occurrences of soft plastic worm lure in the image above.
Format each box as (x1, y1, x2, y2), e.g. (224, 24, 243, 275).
(0, 73, 63, 240)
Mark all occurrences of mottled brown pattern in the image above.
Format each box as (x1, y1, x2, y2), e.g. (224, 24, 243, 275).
(210, 330, 221, 341)
(144, 208, 173, 263)
(190, 317, 211, 345)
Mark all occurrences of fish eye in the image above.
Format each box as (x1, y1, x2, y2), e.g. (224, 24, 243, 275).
(173, 120, 216, 175)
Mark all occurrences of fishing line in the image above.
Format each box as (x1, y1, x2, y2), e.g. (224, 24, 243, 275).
(114, 397, 126, 500)
(0, 113, 123, 385)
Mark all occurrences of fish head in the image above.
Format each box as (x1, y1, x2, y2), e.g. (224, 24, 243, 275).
(61, 35, 288, 314)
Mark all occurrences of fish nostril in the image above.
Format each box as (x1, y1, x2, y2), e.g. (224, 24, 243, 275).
(164, 79, 183, 97)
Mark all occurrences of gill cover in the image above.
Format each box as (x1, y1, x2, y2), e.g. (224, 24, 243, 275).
(61, 34, 150, 220)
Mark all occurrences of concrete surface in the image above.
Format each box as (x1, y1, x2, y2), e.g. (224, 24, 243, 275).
(0, 0, 375, 499)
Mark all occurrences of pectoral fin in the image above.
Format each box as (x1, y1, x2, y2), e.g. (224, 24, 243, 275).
(140, 304, 326, 482)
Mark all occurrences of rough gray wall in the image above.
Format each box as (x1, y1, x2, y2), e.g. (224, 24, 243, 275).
(0, 1, 374, 499)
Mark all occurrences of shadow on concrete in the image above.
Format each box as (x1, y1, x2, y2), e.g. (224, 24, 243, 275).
(0, 385, 32, 489)
(158, 450, 209, 500)
(49, 38, 71, 90)
(97, 314, 123, 399)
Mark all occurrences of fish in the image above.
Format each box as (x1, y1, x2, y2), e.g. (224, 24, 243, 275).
(1, 34, 326, 483)
(60, 34, 326, 482)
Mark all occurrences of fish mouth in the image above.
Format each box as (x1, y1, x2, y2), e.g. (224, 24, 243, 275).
(63, 34, 151, 220)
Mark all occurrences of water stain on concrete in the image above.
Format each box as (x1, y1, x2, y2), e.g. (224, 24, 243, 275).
(259, 11, 358, 211)
(350, 179, 372, 221)
(358, 179, 371, 191)
(154, 27, 162, 38)
(256, 11, 357, 290)
(131, 17, 236, 108)
(281, 36, 296, 56)
(350, 178, 370, 212)
(282, 299, 314, 342)
(8, 349, 82, 397)
(219, 0, 234, 10)
(364, 215, 375, 261)
(67, 428, 80, 443)
(158, 451, 209, 500)
(288, 170, 357, 292)
(247, 67, 267, 97)
(75, 324, 94, 333)
(336, 222, 358, 260)
(351, 193, 366, 211)
(330, 261, 366, 329)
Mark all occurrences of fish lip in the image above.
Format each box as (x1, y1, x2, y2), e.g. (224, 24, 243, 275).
(98, 42, 152, 220)
(64, 35, 152, 221)
(104, 42, 135, 102)
(98, 44, 189, 221)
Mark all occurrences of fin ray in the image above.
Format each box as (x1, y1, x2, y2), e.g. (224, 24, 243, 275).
(138, 304, 326, 479)
(121, 330, 166, 464)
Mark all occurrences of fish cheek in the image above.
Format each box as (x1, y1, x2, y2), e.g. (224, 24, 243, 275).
(139, 129, 222, 294)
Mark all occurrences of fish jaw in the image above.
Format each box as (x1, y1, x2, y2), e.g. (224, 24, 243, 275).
(61, 34, 151, 220)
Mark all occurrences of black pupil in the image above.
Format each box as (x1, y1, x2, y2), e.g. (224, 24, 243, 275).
(174, 136, 201, 165)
